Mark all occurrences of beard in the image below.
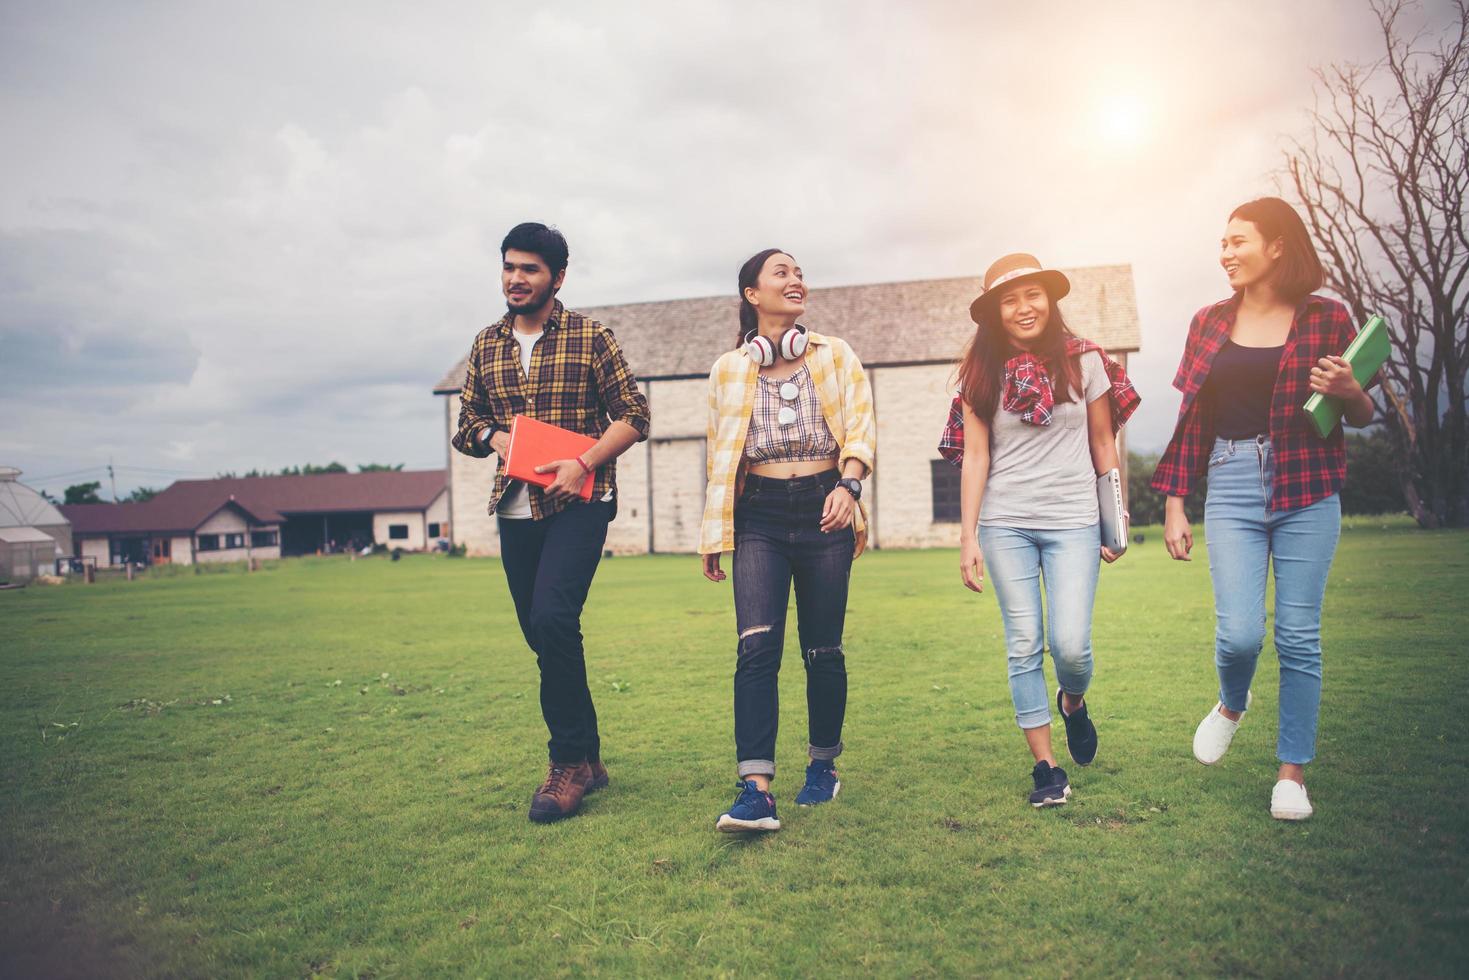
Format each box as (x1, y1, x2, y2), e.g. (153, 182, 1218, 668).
(505, 283, 553, 316)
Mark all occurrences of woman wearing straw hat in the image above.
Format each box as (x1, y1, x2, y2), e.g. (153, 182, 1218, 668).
(699, 247, 876, 832)
(952, 253, 1139, 807)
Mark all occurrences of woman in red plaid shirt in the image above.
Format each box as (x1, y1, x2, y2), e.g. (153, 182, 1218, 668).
(1153, 197, 1374, 821)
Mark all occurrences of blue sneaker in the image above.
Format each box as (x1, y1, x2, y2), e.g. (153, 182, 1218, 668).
(1057, 688, 1098, 766)
(716, 780, 780, 832)
(794, 760, 841, 806)
(1028, 760, 1071, 808)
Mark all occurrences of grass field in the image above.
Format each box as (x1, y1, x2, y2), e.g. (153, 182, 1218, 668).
(2, 518, 1466, 977)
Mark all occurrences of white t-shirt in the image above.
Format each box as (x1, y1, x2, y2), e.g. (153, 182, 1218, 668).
(979, 350, 1111, 529)
(496, 330, 543, 520)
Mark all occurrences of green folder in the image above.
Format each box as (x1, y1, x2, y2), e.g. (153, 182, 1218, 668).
(1302, 314, 1391, 438)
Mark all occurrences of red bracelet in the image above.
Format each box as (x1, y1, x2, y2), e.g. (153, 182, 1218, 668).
(575, 455, 593, 475)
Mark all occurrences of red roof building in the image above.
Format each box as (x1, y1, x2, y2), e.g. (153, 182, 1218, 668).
(60, 470, 447, 567)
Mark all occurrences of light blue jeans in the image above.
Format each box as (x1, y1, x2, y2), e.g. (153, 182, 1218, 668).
(978, 524, 1100, 729)
(1204, 436, 1340, 765)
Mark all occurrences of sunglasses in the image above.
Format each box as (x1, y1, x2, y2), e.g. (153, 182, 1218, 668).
(777, 380, 800, 426)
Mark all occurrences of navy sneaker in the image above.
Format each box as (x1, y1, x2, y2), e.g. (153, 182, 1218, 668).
(795, 760, 841, 806)
(1029, 760, 1071, 808)
(716, 780, 781, 832)
(1057, 688, 1098, 766)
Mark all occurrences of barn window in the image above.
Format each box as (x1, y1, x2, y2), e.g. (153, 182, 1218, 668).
(388, 524, 409, 540)
(251, 530, 278, 548)
(197, 534, 220, 551)
(931, 459, 962, 523)
(224, 533, 245, 549)
(427, 523, 441, 537)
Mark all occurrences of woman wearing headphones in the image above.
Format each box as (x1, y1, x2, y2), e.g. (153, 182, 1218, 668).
(700, 247, 876, 833)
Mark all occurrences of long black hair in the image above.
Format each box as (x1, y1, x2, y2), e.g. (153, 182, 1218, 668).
(734, 247, 791, 349)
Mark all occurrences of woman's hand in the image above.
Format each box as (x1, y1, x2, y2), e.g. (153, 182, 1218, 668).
(1309, 355, 1362, 399)
(701, 552, 726, 582)
(820, 485, 856, 532)
(1163, 498, 1193, 561)
(1101, 512, 1129, 564)
(960, 537, 985, 593)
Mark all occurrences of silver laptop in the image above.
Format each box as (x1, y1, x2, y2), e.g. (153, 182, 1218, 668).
(1097, 468, 1128, 554)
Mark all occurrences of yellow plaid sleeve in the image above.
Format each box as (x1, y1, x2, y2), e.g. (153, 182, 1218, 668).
(699, 351, 754, 555)
(834, 338, 876, 475)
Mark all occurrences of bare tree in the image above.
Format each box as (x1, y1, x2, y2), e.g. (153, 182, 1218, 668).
(1285, 0, 1468, 527)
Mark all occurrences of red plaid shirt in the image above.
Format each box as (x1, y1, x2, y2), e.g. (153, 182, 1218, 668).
(1151, 293, 1365, 512)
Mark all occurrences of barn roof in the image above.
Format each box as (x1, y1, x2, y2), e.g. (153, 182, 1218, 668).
(61, 470, 446, 536)
(434, 265, 1140, 393)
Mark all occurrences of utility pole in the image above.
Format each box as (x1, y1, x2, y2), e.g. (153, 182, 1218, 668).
(108, 458, 118, 502)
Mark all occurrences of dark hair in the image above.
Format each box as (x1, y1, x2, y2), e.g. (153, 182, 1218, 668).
(957, 290, 1081, 422)
(501, 222, 570, 278)
(735, 247, 791, 348)
(1227, 197, 1323, 301)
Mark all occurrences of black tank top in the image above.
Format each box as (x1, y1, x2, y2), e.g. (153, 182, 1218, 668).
(1207, 341, 1284, 439)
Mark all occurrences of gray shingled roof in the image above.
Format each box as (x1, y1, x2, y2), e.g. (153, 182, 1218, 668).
(434, 265, 1140, 393)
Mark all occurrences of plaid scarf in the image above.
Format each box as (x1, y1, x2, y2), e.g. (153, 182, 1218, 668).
(937, 337, 1139, 466)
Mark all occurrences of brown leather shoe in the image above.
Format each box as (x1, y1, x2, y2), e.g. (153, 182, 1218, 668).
(528, 760, 595, 823)
(586, 760, 609, 794)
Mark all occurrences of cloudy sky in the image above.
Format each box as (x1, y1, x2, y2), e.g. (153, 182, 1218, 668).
(0, 1, 1439, 499)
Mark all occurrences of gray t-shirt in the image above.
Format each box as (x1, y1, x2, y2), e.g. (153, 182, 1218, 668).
(979, 350, 1110, 529)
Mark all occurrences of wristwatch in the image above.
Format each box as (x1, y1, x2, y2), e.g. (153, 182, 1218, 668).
(836, 477, 863, 501)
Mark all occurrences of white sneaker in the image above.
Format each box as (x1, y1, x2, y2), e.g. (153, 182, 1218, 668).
(1271, 779, 1313, 820)
(1192, 691, 1251, 765)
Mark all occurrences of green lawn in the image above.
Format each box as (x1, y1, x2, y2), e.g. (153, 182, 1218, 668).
(2, 518, 1465, 978)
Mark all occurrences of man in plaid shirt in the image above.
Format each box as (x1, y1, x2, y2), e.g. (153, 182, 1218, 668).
(452, 222, 650, 824)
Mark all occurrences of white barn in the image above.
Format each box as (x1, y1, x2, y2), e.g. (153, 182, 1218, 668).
(434, 268, 1142, 556)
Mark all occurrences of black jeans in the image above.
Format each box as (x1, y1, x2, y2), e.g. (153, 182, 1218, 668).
(731, 470, 854, 779)
(497, 500, 612, 764)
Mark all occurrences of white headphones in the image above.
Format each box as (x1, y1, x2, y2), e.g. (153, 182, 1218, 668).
(743, 325, 809, 368)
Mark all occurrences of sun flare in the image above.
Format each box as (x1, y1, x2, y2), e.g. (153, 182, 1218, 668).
(1097, 94, 1148, 146)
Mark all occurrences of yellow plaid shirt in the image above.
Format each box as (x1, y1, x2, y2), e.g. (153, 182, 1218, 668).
(700, 331, 876, 557)
(451, 300, 650, 520)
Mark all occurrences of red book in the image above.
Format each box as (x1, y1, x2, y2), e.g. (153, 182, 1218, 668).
(504, 415, 597, 501)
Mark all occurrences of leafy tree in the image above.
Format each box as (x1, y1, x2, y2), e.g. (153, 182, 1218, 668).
(278, 462, 349, 476)
(1343, 430, 1409, 515)
(63, 481, 103, 505)
(1128, 453, 1205, 525)
(356, 463, 405, 472)
(1284, 0, 1468, 525)
(123, 486, 160, 503)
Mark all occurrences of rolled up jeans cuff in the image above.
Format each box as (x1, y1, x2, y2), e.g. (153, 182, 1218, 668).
(738, 759, 775, 779)
(808, 741, 843, 761)
(1016, 708, 1052, 730)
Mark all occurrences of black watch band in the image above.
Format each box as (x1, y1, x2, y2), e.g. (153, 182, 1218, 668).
(837, 477, 862, 501)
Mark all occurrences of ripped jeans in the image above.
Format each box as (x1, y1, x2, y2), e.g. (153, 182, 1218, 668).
(731, 471, 854, 779)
